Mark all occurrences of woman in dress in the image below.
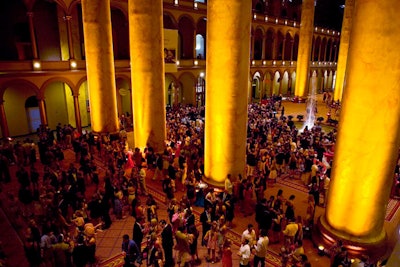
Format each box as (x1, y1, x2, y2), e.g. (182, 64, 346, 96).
(243, 182, 254, 217)
(204, 221, 218, 263)
(221, 239, 233, 267)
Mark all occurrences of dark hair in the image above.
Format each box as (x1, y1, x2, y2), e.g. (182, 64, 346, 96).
(123, 234, 129, 240)
(260, 229, 268, 237)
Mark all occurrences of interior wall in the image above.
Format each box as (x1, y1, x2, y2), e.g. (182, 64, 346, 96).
(44, 82, 68, 129)
(64, 84, 76, 127)
(4, 86, 33, 136)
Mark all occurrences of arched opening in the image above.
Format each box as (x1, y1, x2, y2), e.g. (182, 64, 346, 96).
(252, 72, 262, 101)
(273, 72, 281, 96)
(195, 75, 205, 107)
(195, 34, 205, 59)
(265, 29, 275, 60)
(264, 72, 272, 97)
(25, 96, 41, 133)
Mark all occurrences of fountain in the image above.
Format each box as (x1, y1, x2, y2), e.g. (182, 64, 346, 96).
(300, 71, 318, 132)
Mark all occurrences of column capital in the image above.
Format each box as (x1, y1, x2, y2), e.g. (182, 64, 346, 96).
(64, 15, 72, 21)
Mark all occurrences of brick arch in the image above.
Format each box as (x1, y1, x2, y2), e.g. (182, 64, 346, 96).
(40, 77, 76, 98)
(0, 79, 40, 101)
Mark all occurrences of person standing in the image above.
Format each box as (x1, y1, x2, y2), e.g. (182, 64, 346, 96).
(138, 165, 148, 196)
(237, 238, 251, 267)
(222, 239, 233, 267)
(200, 206, 213, 246)
(160, 220, 174, 267)
(121, 234, 140, 267)
(132, 217, 145, 250)
(253, 229, 269, 267)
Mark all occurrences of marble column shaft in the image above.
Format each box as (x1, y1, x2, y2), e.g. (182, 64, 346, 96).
(205, 0, 251, 186)
(73, 95, 82, 134)
(38, 98, 47, 126)
(128, 0, 166, 152)
(322, 0, 400, 253)
(334, 0, 354, 101)
(0, 102, 9, 137)
(81, 0, 119, 134)
(294, 0, 315, 97)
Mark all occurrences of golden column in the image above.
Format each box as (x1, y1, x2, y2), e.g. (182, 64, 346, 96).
(27, 12, 38, 59)
(0, 100, 9, 138)
(37, 97, 47, 126)
(72, 94, 82, 134)
(128, 0, 166, 152)
(81, 0, 119, 134)
(334, 0, 354, 101)
(294, 0, 315, 97)
(315, 0, 400, 259)
(64, 15, 75, 59)
(205, 0, 251, 187)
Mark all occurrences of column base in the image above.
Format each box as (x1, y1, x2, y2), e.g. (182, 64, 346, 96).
(313, 215, 388, 262)
(202, 176, 225, 190)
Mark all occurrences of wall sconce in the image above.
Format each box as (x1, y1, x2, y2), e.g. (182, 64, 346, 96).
(70, 60, 77, 69)
(176, 60, 180, 66)
(322, 29, 325, 33)
(262, 60, 267, 65)
(293, 22, 296, 27)
(338, 32, 340, 36)
(284, 20, 288, 25)
(174, 0, 178, 6)
(290, 61, 293, 65)
(200, 72, 205, 78)
(251, 60, 255, 65)
(272, 60, 276, 65)
(282, 61, 285, 65)
(194, 60, 198, 66)
(194, 2, 198, 9)
(32, 60, 41, 70)
(265, 16, 268, 22)
(275, 18, 278, 24)
(253, 14, 257, 20)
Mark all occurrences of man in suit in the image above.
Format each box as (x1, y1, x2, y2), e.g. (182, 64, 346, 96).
(132, 217, 145, 251)
(199, 206, 213, 246)
(160, 219, 174, 267)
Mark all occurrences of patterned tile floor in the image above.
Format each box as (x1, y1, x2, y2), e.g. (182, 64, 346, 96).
(1, 95, 399, 267)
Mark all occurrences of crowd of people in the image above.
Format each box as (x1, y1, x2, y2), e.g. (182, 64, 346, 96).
(0, 96, 397, 267)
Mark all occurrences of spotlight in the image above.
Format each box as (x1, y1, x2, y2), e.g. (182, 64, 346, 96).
(70, 60, 77, 69)
(32, 60, 41, 70)
(318, 245, 325, 256)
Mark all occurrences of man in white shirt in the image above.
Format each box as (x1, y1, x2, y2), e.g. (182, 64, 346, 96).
(241, 224, 256, 246)
(253, 229, 269, 267)
(238, 238, 251, 267)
